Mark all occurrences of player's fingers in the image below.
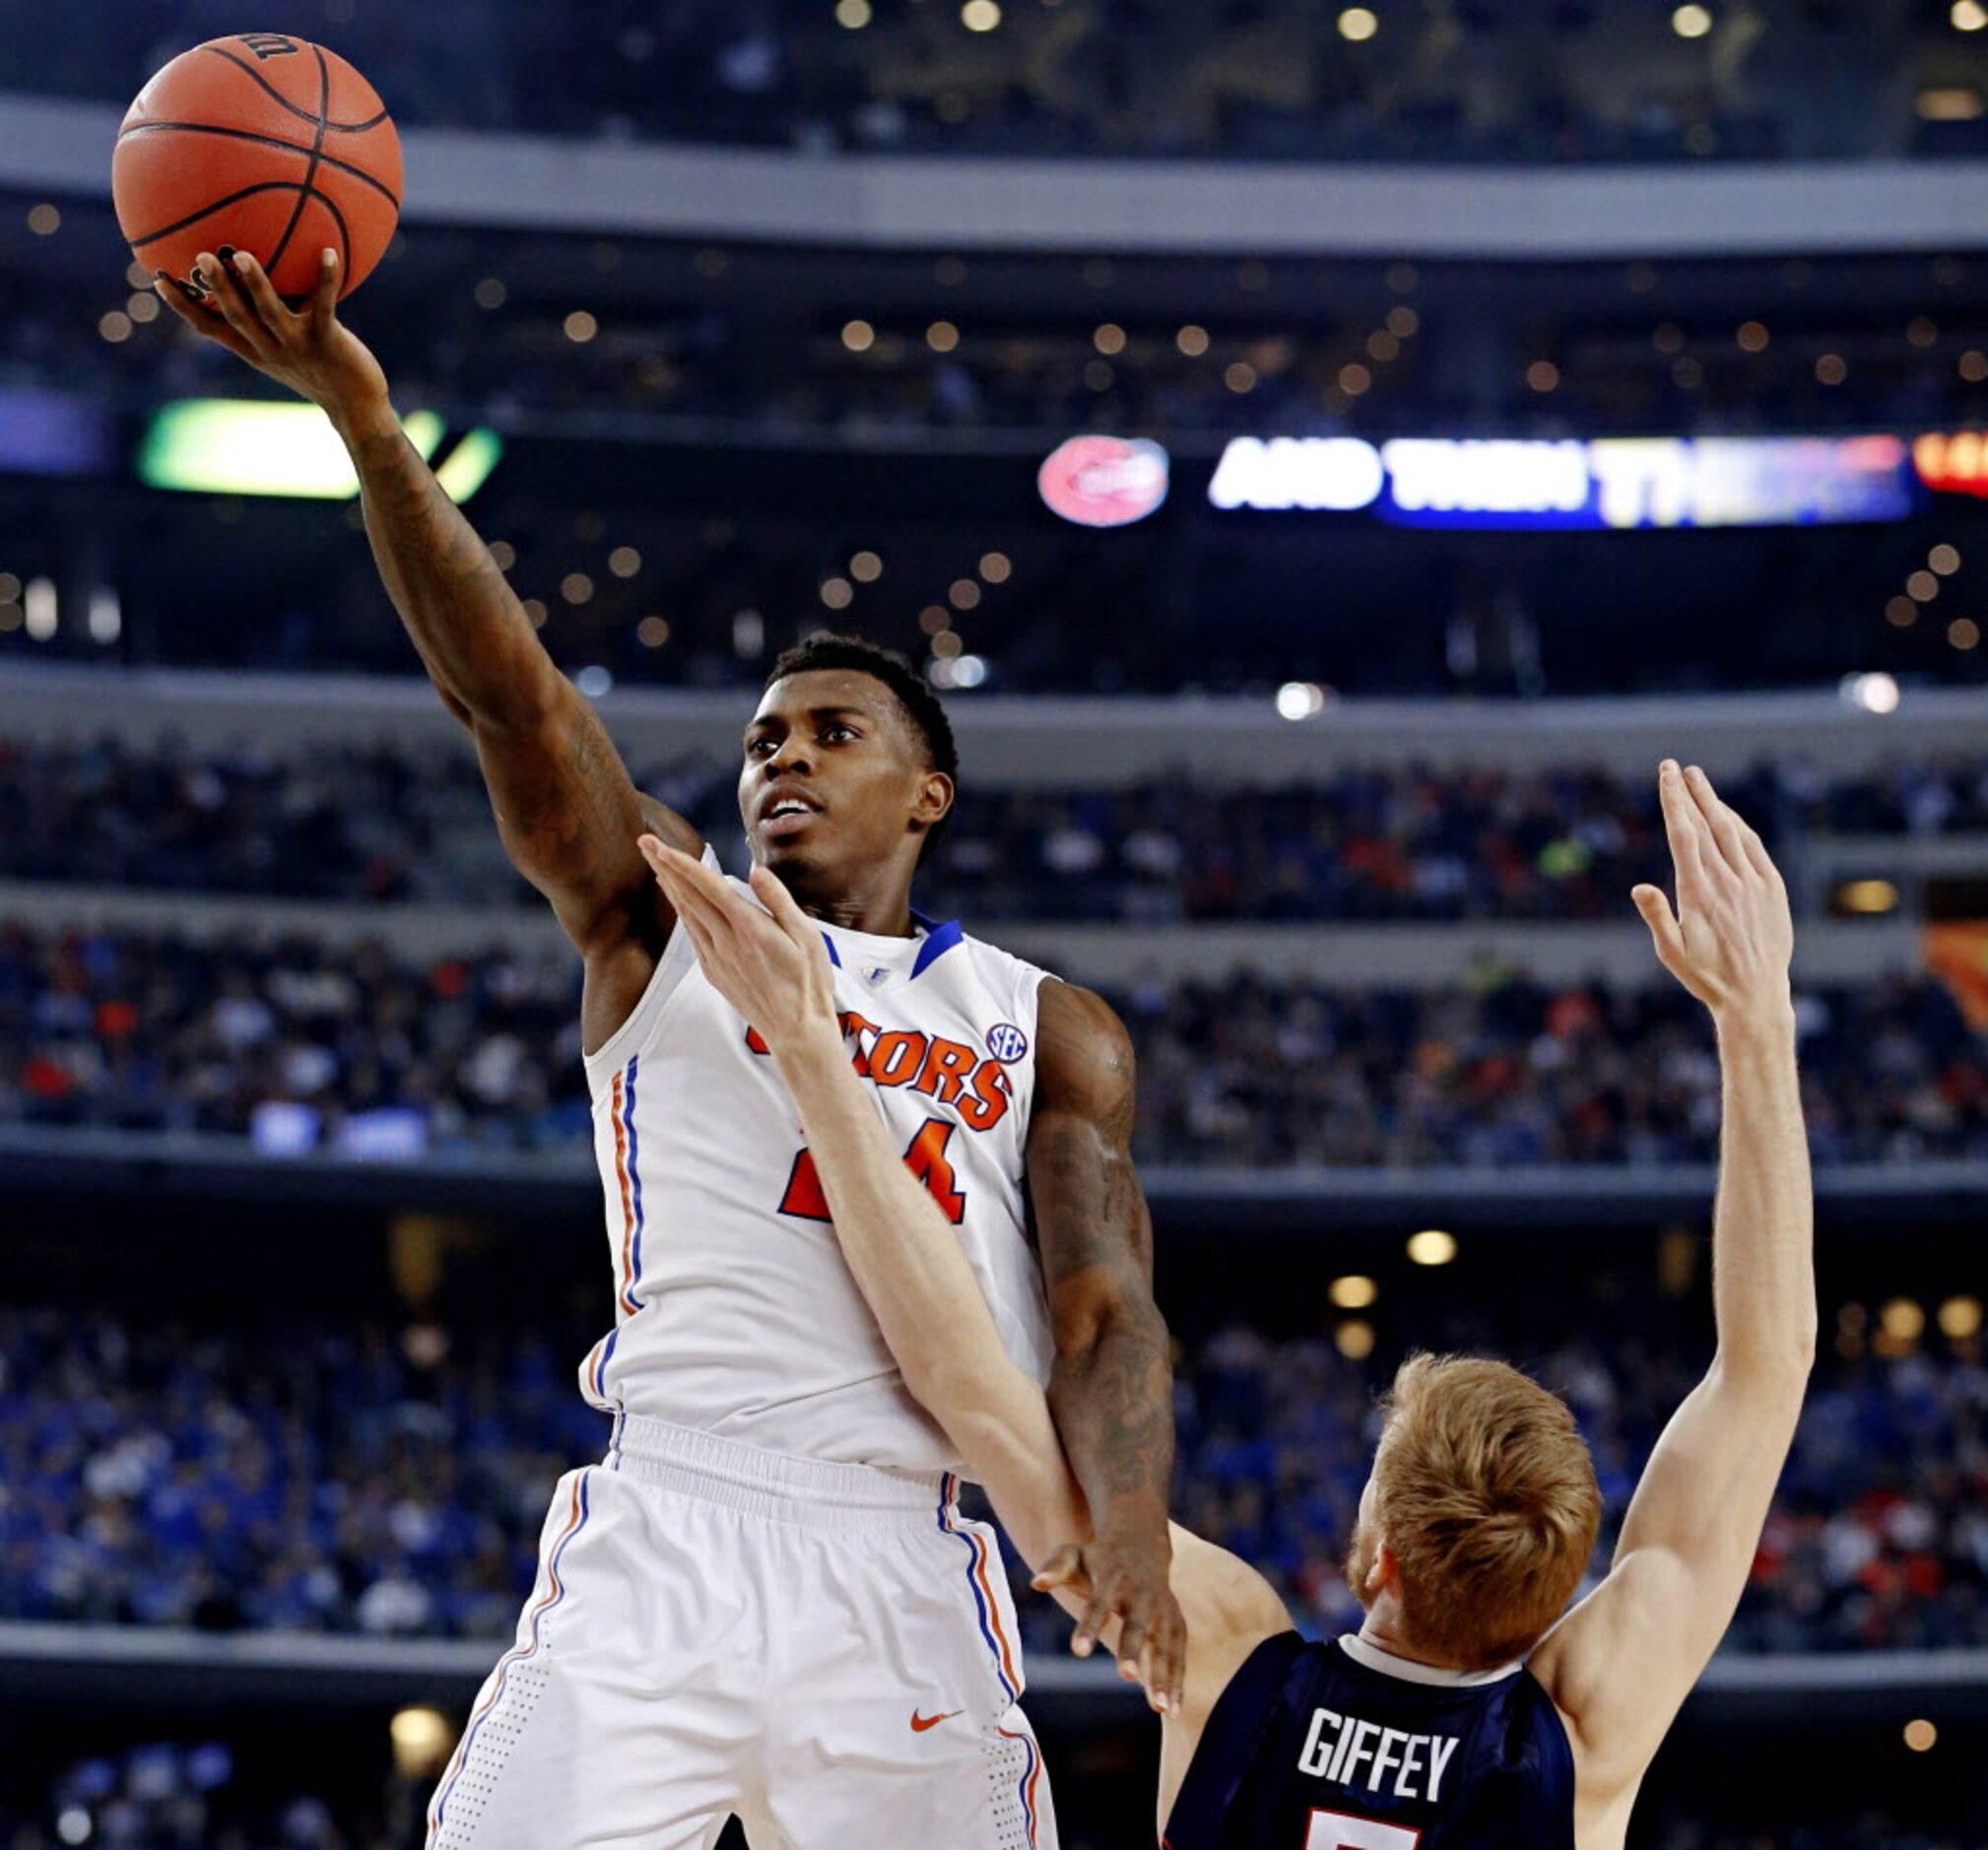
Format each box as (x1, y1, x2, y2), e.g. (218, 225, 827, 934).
(308, 246, 341, 330)
(228, 248, 298, 333)
(1656, 759, 1708, 891)
(1114, 1618, 1147, 1682)
(1030, 1543, 1087, 1595)
(155, 271, 261, 362)
(1685, 764, 1751, 879)
(1733, 810, 1781, 885)
(196, 249, 280, 358)
(1073, 1584, 1115, 1656)
(1631, 882, 1683, 949)
(1631, 884, 1689, 976)
(1157, 1611, 1187, 1715)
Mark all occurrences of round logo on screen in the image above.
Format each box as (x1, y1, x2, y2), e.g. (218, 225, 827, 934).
(1037, 435, 1170, 528)
(985, 1023, 1030, 1064)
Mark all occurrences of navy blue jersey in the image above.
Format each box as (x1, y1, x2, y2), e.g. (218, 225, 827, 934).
(1165, 1630, 1575, 1850)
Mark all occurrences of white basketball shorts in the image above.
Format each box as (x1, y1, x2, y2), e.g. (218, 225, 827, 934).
(425, 1414, 1057, 1850)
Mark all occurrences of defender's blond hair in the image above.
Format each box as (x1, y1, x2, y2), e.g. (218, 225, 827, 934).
(1370, 1354, 1603, 1670)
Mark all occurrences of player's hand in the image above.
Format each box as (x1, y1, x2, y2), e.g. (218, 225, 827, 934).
(1632, 760, 1793, 1026)
(1032, 1535, 1187, 1717)
(156, 247, 390, 432)
(638, 838, 840, 1054)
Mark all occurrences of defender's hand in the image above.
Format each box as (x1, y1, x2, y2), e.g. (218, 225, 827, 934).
(638, 838, 839, 1053)
(157, 247, 390, 432)
(1632, 760, 1793, 1024)
(1033, 1533, 1187, 1716)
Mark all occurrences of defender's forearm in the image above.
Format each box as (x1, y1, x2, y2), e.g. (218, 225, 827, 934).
(1710, 1005, 1816, 1384)
(335, 401, 554, 728)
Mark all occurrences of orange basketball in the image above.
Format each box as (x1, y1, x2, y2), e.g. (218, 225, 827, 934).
(111, 33, 402, 302)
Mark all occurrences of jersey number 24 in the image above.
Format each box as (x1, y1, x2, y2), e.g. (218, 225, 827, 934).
(779, 1118, 967, 1224)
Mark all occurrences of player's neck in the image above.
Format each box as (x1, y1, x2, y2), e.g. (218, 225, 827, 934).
(782, 864, 919, 938)
(1357, 1601, 1473, 1675)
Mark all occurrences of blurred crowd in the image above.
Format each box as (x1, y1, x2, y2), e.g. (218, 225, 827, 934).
(4, 912, 1986, 1165)
(7, 732, 1988, 920)
(2, 1741, 374, 1850)
(5, 906, 1986, 1167)
(13, 0, 1976, 163)
(2, 1304, 1982, 1660)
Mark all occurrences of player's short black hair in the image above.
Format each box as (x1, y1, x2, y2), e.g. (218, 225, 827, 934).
(764, 632, 960, 853)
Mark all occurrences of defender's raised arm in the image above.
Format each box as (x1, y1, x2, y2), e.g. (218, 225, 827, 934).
(159, 250, 696, 1033)
(1530, 761, 1815, 1835)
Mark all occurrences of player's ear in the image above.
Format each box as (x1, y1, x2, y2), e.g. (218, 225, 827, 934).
(912, 769, 955, 830)
(1366, 1537, 1397, 1598)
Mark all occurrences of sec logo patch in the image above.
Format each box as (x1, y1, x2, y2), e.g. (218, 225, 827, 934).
(986, 1023, 1029, 1064)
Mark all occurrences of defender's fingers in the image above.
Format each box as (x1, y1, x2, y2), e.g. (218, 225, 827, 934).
(1657, 760, 1709, 887)
(747, 863, 817, 948)
(1685, 764, 1751, 878)
(643, 844, 734, 948)
(1632, 884, 1688, 974)
(1115, 1618, 1147, 1681)
(1733, 811, 1780, 885)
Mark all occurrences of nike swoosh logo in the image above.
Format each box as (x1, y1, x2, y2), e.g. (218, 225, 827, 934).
(910, 1708, 962, 1733)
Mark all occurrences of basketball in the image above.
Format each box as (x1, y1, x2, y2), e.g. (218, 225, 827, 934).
(111, 33, 401, 301)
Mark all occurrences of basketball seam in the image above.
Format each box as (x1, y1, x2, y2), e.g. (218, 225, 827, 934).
(266, 45, 332, 276)
(127, 179, 316, 251)
(202, 43, 390, 133)
(116, 122, 402, 211)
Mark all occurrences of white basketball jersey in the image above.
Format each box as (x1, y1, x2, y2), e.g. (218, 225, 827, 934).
(576, 862, 1056, 1473)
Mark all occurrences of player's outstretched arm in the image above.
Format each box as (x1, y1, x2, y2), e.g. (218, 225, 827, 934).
(157, 250, 697, 984)
(637, 838, 1296, 1727)
(1529, 761, 1814, 1820)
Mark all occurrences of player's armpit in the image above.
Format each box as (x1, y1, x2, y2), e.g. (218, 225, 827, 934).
(1527, 1360, 1807, 1800)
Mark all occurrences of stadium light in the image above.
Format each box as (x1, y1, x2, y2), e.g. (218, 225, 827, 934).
(390, 1705, 455, 1776)
(1672, 4, 1711, 36)
(136, 402, 502, 501)
(1939, 1295, 1983, 1339)
(1276, 681, 1328, 721)
(1953, 0, 1986, 31)
(1406, 1229, 1458, 1267)
(1839, 672, 1899, 714)
(1330, 1275, 1378, 1309)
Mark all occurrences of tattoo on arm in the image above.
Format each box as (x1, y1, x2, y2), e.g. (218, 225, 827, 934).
(1030, 982, 1176, 1533)
(351, 425, 698, 947)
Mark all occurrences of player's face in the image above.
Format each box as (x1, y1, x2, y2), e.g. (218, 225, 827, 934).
(739, 670, 951, 884)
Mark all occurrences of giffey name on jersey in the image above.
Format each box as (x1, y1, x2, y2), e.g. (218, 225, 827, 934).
(743, 1009, 1026, 1223)
(1296, 1708, 1462, 1806)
